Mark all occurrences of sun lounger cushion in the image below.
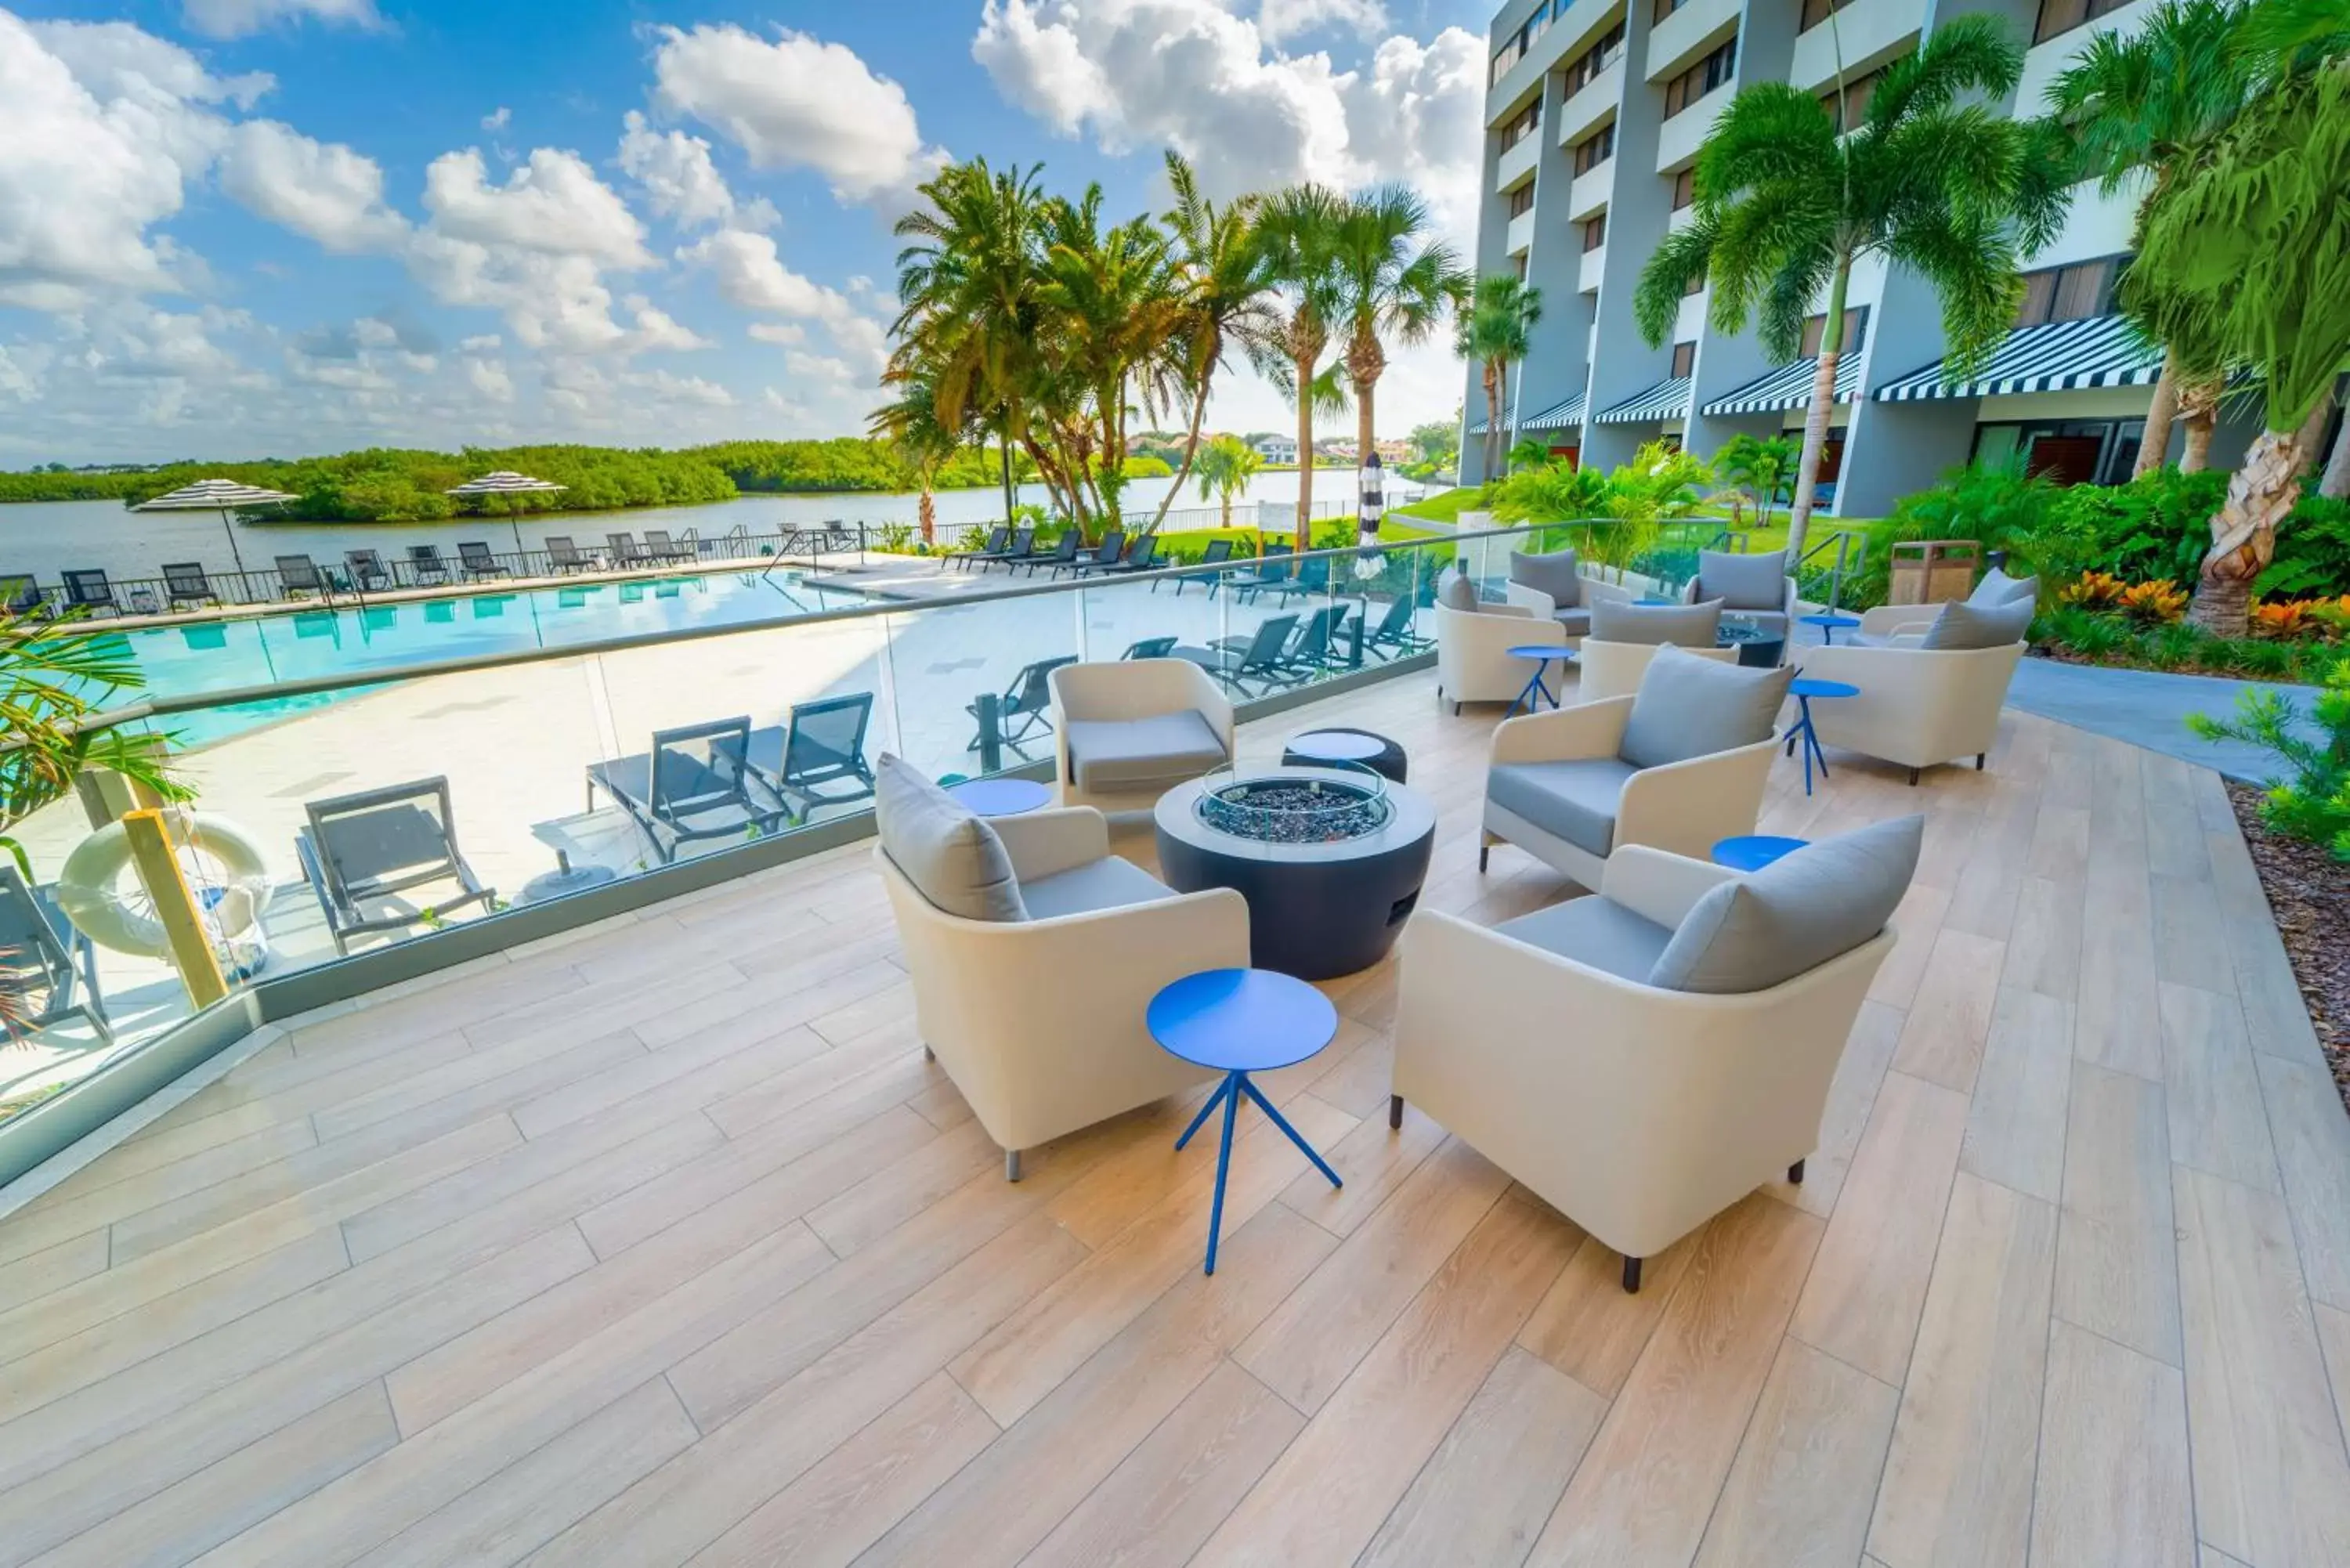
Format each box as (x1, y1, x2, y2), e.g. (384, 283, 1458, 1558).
(1618, 645, 1793, 770)
(1018, 856, 1178, 920)
(1064, 711, 1228, 791)
(1510, 547, 1583, 609)
(1484, 757, 1638, 859)
(1494, 896, 1675, 983)
(1589, 598, 1723, 646)
(1918, 597, 2034, 651)
(1437, 570, 1480, 612)
(1650, 815, 1922, 994)
(873, 756, 1026, 922)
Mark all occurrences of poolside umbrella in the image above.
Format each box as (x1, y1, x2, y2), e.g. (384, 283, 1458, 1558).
(134, 478, 298, 588)
(446, 471, 567, 571)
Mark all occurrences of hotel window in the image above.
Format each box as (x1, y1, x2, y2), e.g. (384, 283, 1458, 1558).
(1670, 168, 1697, 210)
(1685, 268, 1705, 297)
(1508, 182, 1537, 219)
(1819, 67, 1886, 129)
(1572, 122, 1616, 175)
(1500, 103, 1540, 152)
(1564, 23, 1626, 93)
(1490, 2, 1553, 84)
(1664, 37, 1738, 117)
(1655, 0, 1688, 23)
(1800, 305, 1869, 356)
(1799, 0, 1860, 31)
(1671, 341, 1697, 378)
(2015, 255, 2124, 327)
(2033, 0, 2131, 44)
(1583, 213, 1607, 252)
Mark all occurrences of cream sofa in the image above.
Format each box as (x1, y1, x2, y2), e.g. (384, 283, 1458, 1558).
(1048, 657, 1235, 815)
(877, 801, 1242, 1176)
(1575, 639, 1737, 703)
(1434, 598, 1567, 713)
(1795, 640, 2026, 783)
(1394, 827, 1911, 1288)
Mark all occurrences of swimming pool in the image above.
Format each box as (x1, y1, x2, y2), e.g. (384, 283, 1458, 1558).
(101, 570, 865, 748)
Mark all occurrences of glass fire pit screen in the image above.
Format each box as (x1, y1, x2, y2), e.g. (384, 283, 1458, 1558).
(1193, 763, 1392, 844)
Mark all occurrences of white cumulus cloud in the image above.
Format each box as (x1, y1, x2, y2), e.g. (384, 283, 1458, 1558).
(421, 146, 653, 269)
(180, 0, 379, 41)
(1257, 0, 1388, 45)
(219, 120, 409, 252)
(616, 109, 749, 230)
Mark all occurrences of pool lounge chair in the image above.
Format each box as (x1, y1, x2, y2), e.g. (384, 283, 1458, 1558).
(0, 865, 110, 1043)
(1223, 542, 1300, 602)
(967, 655, 1079, 756)
(1090, 533, 1162, 578)
(544, 536, 596, 575)
(1024, 532, 1083, 577)
(60, 570, 118, 617)
(1175, 612, 1300, 697)
(764, 692, 880, 823)
(161, 562, 219, 609)
(607, 533, 653, 569)
(1123, 636, 1179, 659)
(588, 716, 794, 865)
(643, 529, 692, 565)
(948, 526, 1010, 572)
(345, 550, 393, 592)
(295, 777, 497, 955)
(1159, 537, 1234, 594)
(1055, 529, 1125, 580)
(276, 554, 331, 600)
(456, 541, 510, 580)
(1364, 588, 1434, 659)
(407, 545, 453, 586)
(981, 527, 1038, 573)
(2, 574, 46, 617)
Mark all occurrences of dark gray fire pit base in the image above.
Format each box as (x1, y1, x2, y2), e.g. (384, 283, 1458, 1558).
(1153, 768, 1437, 981)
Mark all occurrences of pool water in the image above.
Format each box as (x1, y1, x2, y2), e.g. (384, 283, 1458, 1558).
(99, 570, 862, 748)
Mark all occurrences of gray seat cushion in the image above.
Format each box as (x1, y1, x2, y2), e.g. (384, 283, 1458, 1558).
(1510, 547, 1582, 609)
(1918, 598, 2033, 650)
(873, 754, 1026, 922)
(1486, 757, 1636, 858)
(1018, 854, 1177, 919)
(1437, 569, 1480, 612)
(1589, 598, 1723, 646)
(1065, 710, 1228, 791)
(1553, 606, 1593, 637)
(1970, 567, 2038, 608)
(1618, 645, 1794, 770)
(1650, 815, 1924, 993)
(1693, 550, 1788, 612)
(1496, 894, 1675, 982)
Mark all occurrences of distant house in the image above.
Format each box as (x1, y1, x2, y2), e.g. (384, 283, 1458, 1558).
(1254, 436, 1300, 465)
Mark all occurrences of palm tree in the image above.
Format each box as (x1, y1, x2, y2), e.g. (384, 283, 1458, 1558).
(1453, 273, 1544, 490)
(1714, 432, 1799, 529)
(1634, 15, 2071, 568)
(1253, 183, 1350, 549)
(1148, 153, 1277, 533)
(2131, 24, 2350, 634)
(1194, 433, 1262, 527)
(868, 368, 966, 546)
(1332, 186, 1466, 477)
(2050, 0, 2259, 476)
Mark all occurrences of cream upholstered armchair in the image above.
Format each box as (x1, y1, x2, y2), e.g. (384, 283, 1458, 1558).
(1853, 566, 2038, 646)
(1394, 818, 1919, 1290)
(1048, 657, 1234, 814)
(1481, 645, 1788, 888)
(1575, 600, 1740, 703)
(873, 758, 1241, 1178)
(1799, 597, 2031, 783)
(1680, 548, 1800, 637)
(1434, 570, 1567, 713)
(1499, 545, 1633, 640)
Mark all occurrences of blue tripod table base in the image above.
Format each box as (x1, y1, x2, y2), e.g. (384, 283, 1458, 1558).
(1175, 1069, 1343, 1274)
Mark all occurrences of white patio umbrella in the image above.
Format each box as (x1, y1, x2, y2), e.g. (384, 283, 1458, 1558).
(133, 478, 298, 587)
(446, 471, 567, 569)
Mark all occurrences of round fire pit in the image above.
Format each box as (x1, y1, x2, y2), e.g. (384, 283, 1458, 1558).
(1155, 764, 1437, 980)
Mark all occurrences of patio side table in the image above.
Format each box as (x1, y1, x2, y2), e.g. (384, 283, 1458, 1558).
(948, 777, 1052, 817)
(1505, 646, 1575, 717)
(1802, 612, 1861, 645)
(1784, 677, 1859, 796)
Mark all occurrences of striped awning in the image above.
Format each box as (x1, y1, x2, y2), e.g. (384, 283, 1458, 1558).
(1593, 376, 1692, 425)
(1874, 314, 2164, 402)
(1519, 392, 1585, 432)
(1466, 415, 1497, 435)
(1701, 354, 1864, 417)
(134, 479, 299, 510)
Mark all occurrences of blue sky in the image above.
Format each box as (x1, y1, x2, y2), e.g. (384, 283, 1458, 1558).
(0, 0, 1491, 464)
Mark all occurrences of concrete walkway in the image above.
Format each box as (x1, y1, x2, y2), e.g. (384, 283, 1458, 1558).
(2004, 656, 2315, 783)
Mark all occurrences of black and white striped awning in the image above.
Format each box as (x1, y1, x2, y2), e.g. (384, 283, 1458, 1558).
(134, 479, 299, 510)
(1701, 355, 1864, 417)
(1593, 376, 1692, 425)
(1466, 415, 1497, 435)
(1874, 315, 2164, 402)
(1519, 392, 1585, 432)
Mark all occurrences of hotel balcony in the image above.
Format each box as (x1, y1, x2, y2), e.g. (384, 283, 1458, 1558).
(1580, 243, 1607, 292)
(2, 523, 2345, 1566)
(1656, 85, 1730, 172)
(1556, 56, 1625, 145)
(1496, 131, 1542, 194)
(1507, 207, 1538, 257)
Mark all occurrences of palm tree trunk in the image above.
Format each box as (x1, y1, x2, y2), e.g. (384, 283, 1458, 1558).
(1482, 363, 1502, 488)
(1784, 259, 1849, 576)
(1147, 375, 1217, 533)
(919, 484, 935, 546)
(2322, 402, 2350, 500)
(2189, 421, 2315, 638)
(2135, 356, 2179, 477)
(1350, 332, 1383, 476)
(2177, 376, 2222, 472)
(1294, 351, 1316, 551)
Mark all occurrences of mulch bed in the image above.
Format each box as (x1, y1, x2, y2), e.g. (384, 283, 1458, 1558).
(2226, 779, 2350, 1111)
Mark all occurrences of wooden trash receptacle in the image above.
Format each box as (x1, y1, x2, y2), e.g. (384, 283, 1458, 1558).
(1888, 540, 1980, 605)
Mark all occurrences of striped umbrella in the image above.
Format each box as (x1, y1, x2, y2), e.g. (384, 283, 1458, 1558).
(446, 471, 567, 567)
(135, 478, 299, 583)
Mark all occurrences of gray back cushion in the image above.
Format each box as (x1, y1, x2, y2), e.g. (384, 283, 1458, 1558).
(1618, 645, 1795, 770)
(1589, 598, 1724, 647)
(1919, 597, 2034, 650)
(1971, 566, 2039, 608)
(1509, 547, 1582, 609)
(1694, 550, 1788, 612)
(1650, 815, 1923, 993)
(873, 754, 1027, 922)
(1437, 569, 1480, 612)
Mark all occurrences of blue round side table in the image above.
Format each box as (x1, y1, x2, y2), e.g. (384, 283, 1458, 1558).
(1713, 834, 1810, 872)
(948, 777, 1052, 817)
(1505, 645, 1575, 716)
(1147, 968, 1343, 1274)
(1802, 612, 1861, 645)
(1784, 677, 1860, 796)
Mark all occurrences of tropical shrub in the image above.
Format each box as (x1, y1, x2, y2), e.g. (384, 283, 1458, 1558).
(1488, 462, 1609, 526)
(2189, 656, 2350, 859)
(2041, 466, 2232, 586)
(873, 522, 916, 552)
(2259, 494, 2350, 601)
(2059, 570, 2128, 609)
(2119, 580, 2190, 624)
(0, 614, 186, 880)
